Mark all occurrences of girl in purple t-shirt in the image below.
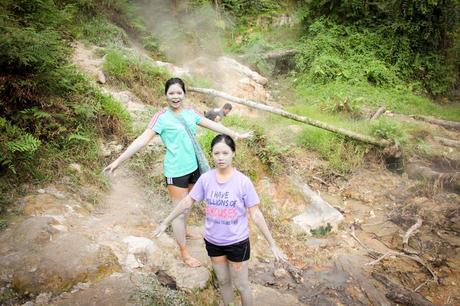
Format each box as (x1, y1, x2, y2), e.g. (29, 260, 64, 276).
(154, 134, 286, 306)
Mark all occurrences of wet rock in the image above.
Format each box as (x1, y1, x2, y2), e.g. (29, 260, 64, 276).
(51, 273, 141, 306)
(4, 233, 121, 294)
(69, 163, 82, 173)
(35, 292, 52, 305)
(23, 194, 65, 217)
(99, 141, 124, 158)
(217, 57, 268, 85)
(252, 283, 301, 305)
(97, 71, 106, 84)
(273, 268, 288, 279)
(1, 216, 61, 251)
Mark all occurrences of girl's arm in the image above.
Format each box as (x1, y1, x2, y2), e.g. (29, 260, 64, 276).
(103, 128, 156, 174)
(248, 205, 287, 261)
(153, 195, 196, 237)
(198, 117, 252, 140)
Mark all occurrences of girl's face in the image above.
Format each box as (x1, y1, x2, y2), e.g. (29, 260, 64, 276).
(212, 141, 235, 169)
(166, 83, 185, 109)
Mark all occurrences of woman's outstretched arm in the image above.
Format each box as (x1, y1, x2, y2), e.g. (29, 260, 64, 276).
(153, 195, 196, 237)
(198, 117, 252, 140)
(103, 128, 156, 174)
(248, 205, 288, 261)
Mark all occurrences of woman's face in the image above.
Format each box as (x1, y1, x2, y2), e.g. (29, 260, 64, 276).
(166, 83, 185, 109)
(212, 141, 235, 169)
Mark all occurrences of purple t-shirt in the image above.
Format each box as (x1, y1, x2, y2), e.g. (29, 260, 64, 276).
(189, 169, 260, 246)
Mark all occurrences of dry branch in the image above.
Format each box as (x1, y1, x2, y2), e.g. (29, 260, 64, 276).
(189, 87, 392, 148)
(403, 217, 423, 254)
(350, 224, 438, 285)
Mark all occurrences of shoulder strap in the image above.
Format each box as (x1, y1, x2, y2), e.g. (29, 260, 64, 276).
(174, 112, 211, 173)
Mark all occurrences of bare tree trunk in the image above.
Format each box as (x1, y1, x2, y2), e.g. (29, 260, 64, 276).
(189, 87, 392, 148)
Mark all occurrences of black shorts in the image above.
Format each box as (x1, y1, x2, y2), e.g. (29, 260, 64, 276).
(204, 238, 250, 262)
(165, 168, 200, 188)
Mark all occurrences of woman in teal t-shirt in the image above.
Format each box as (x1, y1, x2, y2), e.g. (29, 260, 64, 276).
(103, 78, 251, 267)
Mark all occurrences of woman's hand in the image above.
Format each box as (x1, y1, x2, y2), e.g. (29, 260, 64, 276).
(270, 244, 288, 262)
(153, 223, 167, 238)
(102, 160, 120, 175)
(235, 131, 253, 140)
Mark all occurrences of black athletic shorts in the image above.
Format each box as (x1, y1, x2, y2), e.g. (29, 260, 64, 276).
(165, 167, 200, 188)
(204, 238, 250, 262)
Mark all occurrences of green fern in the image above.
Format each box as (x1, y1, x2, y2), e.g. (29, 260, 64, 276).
(6, 134, 41, 155)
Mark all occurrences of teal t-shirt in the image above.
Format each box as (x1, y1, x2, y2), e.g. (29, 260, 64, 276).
(148, 107, 202, 178)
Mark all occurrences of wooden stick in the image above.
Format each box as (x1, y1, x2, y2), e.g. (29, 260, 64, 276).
(311, 175, 331, 186)
(189, 87, 391, 147)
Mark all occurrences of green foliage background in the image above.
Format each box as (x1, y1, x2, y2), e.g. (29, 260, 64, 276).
(0, 0, 144, 201)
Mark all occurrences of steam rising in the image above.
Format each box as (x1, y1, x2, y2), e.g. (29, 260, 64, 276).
(137, 1, 231, 64)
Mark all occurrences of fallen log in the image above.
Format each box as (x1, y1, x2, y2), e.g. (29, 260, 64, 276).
(370, 106, 386, 120)
(434, 136, 460, 148)
(238, 49, 298, 61)
(412, 115, 460, 130)
(262, 49, 298, 60)
(372, 272, 434, 306)
(189, 87, 392, 148)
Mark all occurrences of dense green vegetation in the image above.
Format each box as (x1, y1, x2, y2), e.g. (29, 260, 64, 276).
(0, 0, 155, 205)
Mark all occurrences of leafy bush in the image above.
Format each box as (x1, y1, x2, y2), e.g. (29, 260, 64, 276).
(295, 19, 401, 88)
(296, 0, 458, 96)
(0, 0, 134, 197)
(371, 118, 405, 144)
(220, 0, 281, 17)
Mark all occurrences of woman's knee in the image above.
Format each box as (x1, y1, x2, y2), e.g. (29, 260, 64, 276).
(213, 262, 231, 285)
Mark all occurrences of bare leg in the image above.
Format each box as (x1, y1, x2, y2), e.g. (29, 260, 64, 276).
(229, 260, 252, 306)
(167, 185, 200, 267)
(211, 256, 234, 305)
(184, 183, 202, 240)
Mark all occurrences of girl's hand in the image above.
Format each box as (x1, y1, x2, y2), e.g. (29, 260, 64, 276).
(271, 245, 288, 262)
(235, 131, 253, 140)
(102, 160, 120, 175)
(153, 223, 167, 238)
